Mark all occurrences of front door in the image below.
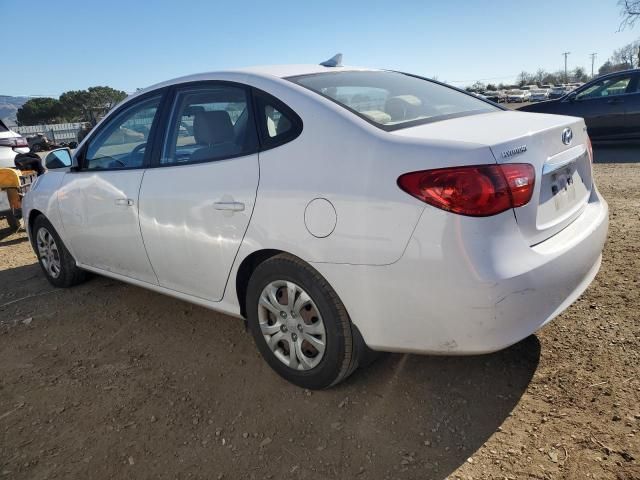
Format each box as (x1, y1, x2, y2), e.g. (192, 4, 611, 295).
(57, 94, 164, 284)
(138, 83, 259, 301)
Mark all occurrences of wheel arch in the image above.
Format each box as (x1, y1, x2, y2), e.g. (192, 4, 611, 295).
(235, 249, 284, 318)
(27, 208, 44, 247)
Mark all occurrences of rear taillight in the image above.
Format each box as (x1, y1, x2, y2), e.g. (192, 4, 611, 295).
(0, 137, 28, 149)
(397, 163, 535, 217)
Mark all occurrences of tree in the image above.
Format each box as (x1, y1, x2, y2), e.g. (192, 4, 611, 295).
(469, 81, 486, 92)
(486, 83, 497, 91)
(620, 0, 640, 29)
(59, 86, 127, 123)
(572, 67, 588, 82)
(611, 40, 640, 68)
(517, 71, 533, 86)
(534, 69, 547, 85)
(16, 98, 61, 125)
(598, 60, 631, 75)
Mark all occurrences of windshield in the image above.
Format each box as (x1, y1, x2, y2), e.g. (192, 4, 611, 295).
(508, 90, 523, 94)
(288, 71, 498, 130)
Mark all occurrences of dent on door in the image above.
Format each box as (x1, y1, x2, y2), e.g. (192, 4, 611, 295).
(57, 170, 158, 283)
(137, 155, 259, 301)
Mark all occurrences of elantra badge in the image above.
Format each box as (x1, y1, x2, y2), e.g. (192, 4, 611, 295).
(562, 127, 573, 145)
(501, 145, 527, 159)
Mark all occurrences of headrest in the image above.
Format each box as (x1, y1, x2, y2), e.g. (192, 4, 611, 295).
(193, 110, 234, 145)
(385, 95, 422, 121)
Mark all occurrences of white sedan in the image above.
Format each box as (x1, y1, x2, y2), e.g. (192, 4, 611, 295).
(507, 89, 530, 103)
(23, 59, 608, 389)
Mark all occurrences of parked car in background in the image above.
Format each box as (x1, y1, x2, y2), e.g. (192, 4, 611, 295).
(520, 69, 640, 141)
(530, 89, 550, 102)
(483, 90, 506, 103)
(507, 89, 530, 102)
(27, 133, 59, 153)
(0, 119, 30, 168)
(548, 86, 569, 99)
(24, 61, 608, 388)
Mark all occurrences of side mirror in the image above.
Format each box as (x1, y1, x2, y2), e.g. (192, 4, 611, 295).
(44, 148, 73, 170)
(566, 91, 577, 102)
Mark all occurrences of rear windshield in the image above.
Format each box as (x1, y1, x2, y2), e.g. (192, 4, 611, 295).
(288, 71, 498, 131)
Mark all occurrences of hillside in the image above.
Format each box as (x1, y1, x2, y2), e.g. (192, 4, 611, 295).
(0, 95, 28, 123)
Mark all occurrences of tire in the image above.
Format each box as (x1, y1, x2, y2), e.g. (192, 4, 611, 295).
(32, 215, 87, 288)
(246, 254, 362, 389)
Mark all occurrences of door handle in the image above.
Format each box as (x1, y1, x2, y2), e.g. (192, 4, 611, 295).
(607, 98, 624, 104)
(115, 198, 134, 206)
(213, 201, 245, 212)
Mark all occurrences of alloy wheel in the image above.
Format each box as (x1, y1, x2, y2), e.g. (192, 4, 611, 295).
(36, 227, 61, 279)
(258, 280, 327, 370)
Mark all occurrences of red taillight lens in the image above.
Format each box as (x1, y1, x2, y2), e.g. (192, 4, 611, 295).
(0, 137, 28, 149)
(397, 163, 535, 217)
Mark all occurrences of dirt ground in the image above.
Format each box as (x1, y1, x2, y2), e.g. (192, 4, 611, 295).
(0, 159, 639, 480)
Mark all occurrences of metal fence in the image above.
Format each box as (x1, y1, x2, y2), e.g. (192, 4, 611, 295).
(12, 123, 83, 143)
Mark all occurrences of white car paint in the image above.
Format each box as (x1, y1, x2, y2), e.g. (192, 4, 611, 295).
(23, 64, 608, 355)
(0, 126, 30, 168)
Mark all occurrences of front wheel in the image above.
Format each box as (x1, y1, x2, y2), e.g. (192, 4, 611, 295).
(33, 215, 87, 287)
(246, 254, 361, 389)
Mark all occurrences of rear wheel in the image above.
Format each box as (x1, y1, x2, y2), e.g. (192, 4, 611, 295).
(246, 254, 361, 389)
(33, 215, 87, 288)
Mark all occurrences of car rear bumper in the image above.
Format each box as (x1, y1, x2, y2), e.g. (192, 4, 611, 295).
(312, 187, 608, 355)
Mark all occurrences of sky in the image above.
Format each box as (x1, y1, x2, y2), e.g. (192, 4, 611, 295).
(1, 0, 638, 96)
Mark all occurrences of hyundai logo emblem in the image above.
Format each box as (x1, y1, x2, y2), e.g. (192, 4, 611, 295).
(561, 127, 573, 145)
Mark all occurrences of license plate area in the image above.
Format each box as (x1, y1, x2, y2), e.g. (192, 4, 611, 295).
(536, 150, 591, 230)
(548, 165, 581, 211)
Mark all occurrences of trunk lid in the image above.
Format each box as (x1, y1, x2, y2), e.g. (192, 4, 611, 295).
(392, 111, 593, 245)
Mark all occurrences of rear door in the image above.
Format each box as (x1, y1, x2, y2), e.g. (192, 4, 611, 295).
(138, 82, 259, 301)
(571, 73, 633, 139)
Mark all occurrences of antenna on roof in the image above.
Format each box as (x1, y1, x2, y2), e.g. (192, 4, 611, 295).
(320, 53, 343, 67)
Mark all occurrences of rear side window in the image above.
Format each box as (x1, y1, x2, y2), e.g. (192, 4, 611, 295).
(162, 85, 257, 165)
(253, 90, 302, 149)
(288, 70, 498, 131)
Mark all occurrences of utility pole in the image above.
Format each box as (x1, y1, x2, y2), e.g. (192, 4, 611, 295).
(562, 52, 571, 83)
(589, 53, 597, 78)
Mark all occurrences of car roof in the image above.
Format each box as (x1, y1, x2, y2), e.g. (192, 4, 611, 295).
(127, 64, 379, 103)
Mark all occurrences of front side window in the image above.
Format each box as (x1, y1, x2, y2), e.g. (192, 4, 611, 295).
(84, 96, 161, 170)
(576, 76, 632, 100)
(289, 71, 498, 130)
(162, 85, 256, 165)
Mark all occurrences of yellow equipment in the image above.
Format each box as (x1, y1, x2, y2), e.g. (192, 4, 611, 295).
(0, 168, 37, 230)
